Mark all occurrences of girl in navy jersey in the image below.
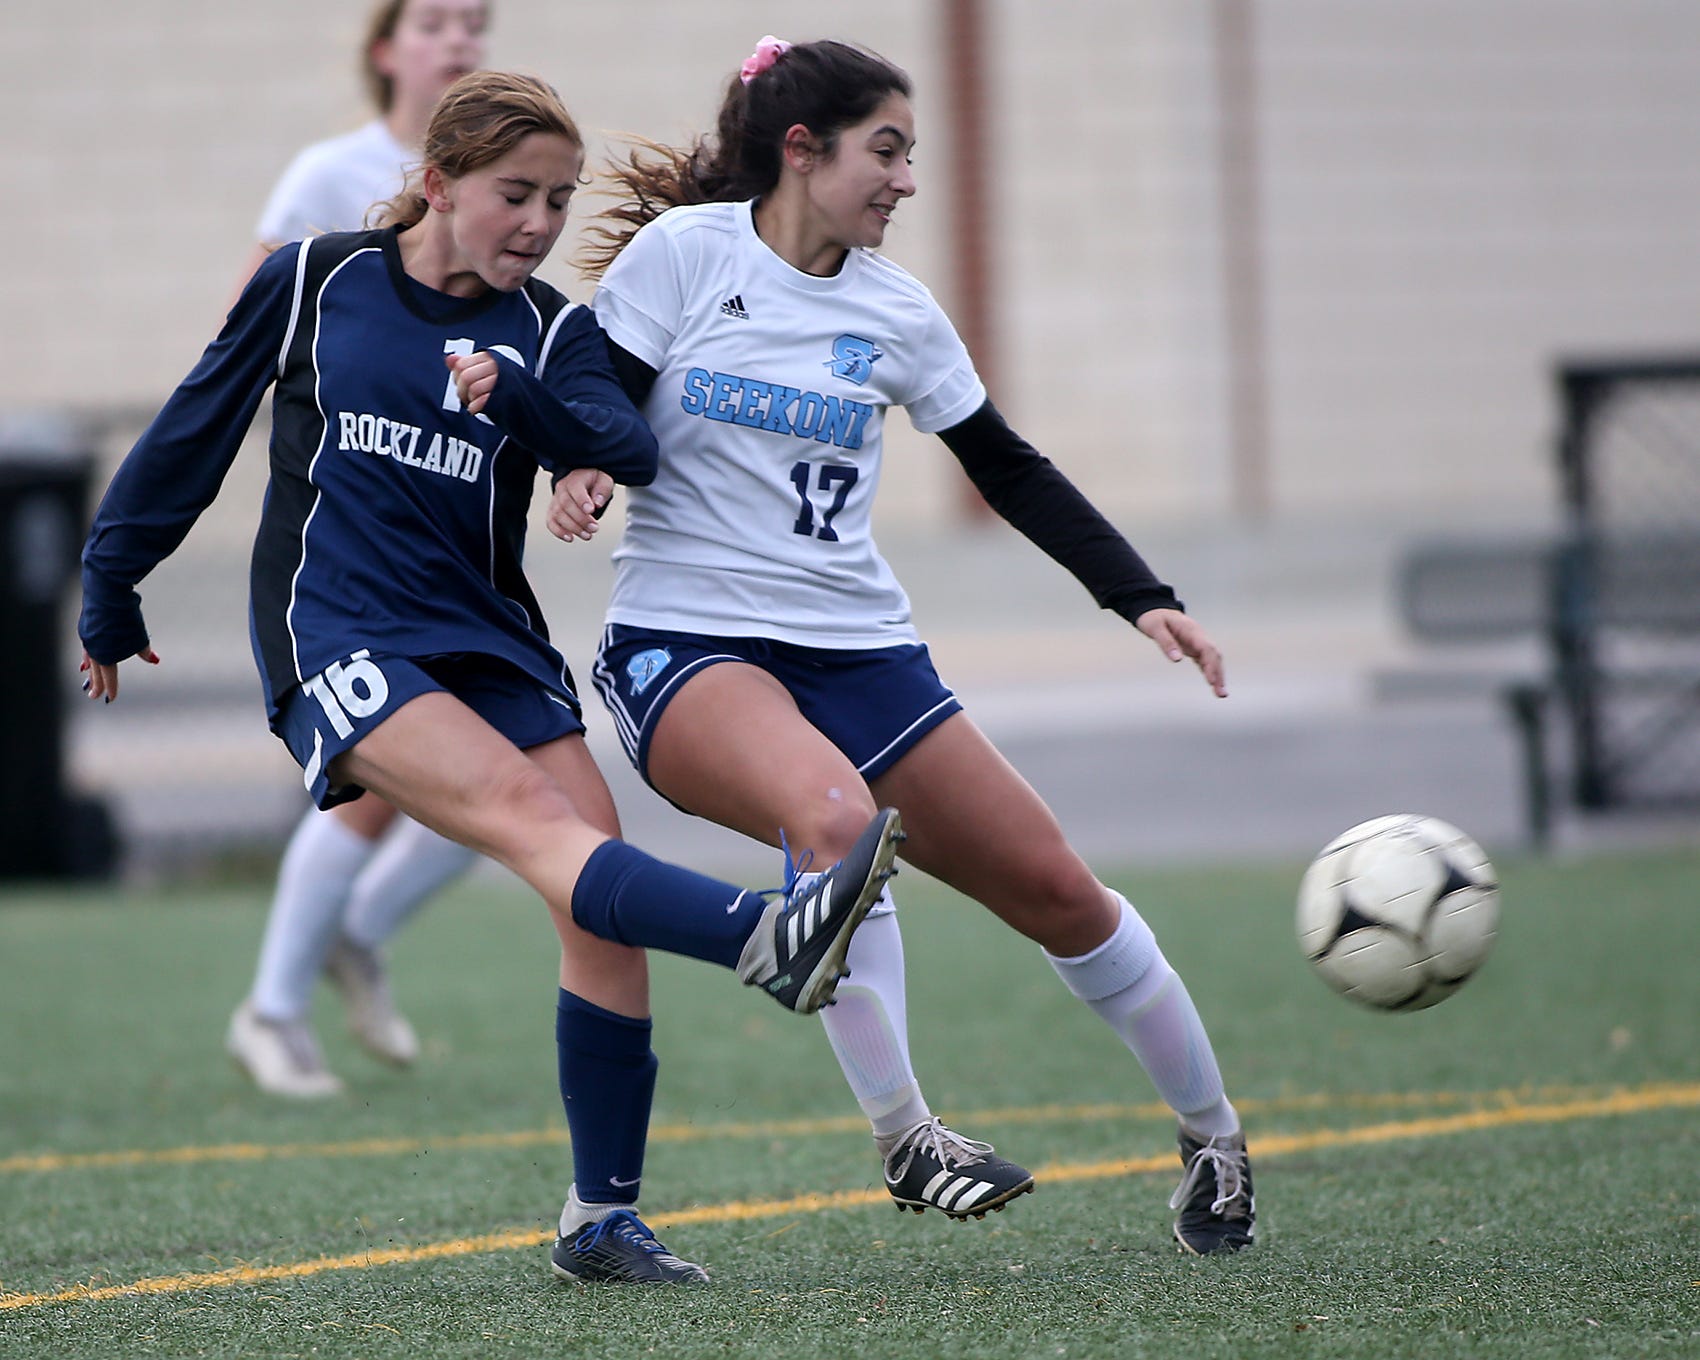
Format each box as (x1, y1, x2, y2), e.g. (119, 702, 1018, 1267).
(79, 70, 902, 1286)
(229, 0, 495, 1103)
(556, 37, 1256, 1254)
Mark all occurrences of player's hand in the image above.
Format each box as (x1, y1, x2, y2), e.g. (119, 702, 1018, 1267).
(547, 469, 614, 542)
(81, 646, 160, 704)
(445, 351, 500, 415)
(1136, 608, 1227, 698)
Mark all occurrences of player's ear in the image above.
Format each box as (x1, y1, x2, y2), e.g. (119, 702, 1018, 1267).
(781, 124, 820, 174)
(422, 165, 455, 214)
(368, 36, 395, 83)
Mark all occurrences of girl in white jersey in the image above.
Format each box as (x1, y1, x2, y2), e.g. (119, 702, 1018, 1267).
(227, 0, 493, 1099)
(554, 36, 1256, 1254)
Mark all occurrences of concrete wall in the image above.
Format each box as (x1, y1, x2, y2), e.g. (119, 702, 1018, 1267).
(7, 0, 1700, 531)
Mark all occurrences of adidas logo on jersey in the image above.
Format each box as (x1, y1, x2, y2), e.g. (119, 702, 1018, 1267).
(719, 294, 750, 320)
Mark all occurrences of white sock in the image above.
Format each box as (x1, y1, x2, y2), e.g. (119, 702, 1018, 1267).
(342, 816, 477, 950)
(1046, 893, 1240, 1140)
(560, 1185, 626, 1235)
(249, 811, 376, 1021)
(815, 888, 932, 1146)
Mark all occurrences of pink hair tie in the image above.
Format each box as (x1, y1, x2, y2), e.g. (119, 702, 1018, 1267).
(740, 35, 792, 85)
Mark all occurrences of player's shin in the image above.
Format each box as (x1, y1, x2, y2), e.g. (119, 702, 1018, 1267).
(343, 816, 478, 948)
(822, 888, 1038, 1219)
(817, 894, 930, 1138)
(555, 988, 655, 1211)
(1044, 893, 1238, 1139)
(250, 810, 375, 1019)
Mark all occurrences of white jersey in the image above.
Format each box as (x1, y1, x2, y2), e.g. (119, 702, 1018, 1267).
(255, 120, 413, 243)
(594, 200, 985, 647)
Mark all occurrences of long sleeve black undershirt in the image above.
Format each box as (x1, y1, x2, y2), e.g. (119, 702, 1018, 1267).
(936, 400, 1182, 624)
(600, 337, 1181, 623)
(605, 339, 660, 407)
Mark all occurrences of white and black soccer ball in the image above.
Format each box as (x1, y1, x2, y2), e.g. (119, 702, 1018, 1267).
(1296, 814, 1499, 1012)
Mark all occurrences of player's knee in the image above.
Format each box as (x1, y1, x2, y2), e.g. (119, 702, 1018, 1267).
(557, 921, 650, 995)
(778, 791, 879, 861)
(333, 793, 400, 840)
(475, 760, 582, 850)
(997, 847, 1113, 939)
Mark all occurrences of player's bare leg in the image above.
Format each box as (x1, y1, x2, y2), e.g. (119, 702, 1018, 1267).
(335, 693, 896, 1282)
(332, 691, 894, 1011)
(645, 663, 1035, 1219)
(871, 712, 1254, 1252)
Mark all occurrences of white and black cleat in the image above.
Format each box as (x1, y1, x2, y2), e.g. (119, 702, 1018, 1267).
(737, 808, 902, 1014)
(883, 1117, 1036, 1220)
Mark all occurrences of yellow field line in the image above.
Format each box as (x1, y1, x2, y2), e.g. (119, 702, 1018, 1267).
(4, 1080, 1697, 1313)
(4, 1080, 1682, 1176)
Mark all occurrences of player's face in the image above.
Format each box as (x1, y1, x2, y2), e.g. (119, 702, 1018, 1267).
(809, 93, 917, 251)
(378, 0, 488, 106)
(442, 133, 581, 292)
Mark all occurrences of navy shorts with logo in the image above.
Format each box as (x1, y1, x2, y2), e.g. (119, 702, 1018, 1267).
(591, 623, 962, 791)
(275, 649, 585, 809)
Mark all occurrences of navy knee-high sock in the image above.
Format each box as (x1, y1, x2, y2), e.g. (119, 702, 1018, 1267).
(570, 840, 768, 969)
(556, 988, 657, 1206)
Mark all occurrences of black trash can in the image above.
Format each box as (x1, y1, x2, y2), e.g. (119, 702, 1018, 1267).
(0, 442, 118, 880)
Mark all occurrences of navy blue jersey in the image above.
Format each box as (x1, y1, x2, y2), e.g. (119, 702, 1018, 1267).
(80, 226, 657, 722)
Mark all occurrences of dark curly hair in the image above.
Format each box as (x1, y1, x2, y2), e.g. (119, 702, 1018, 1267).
(579, 39, 910, 277)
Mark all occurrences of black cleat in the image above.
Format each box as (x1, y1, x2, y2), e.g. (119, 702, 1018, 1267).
(1169, 1126, 1256, 1254)
(550, 1209, 709, 1285)
(883, 1117, 1036, 1220)
(737, 808, 902, 1014)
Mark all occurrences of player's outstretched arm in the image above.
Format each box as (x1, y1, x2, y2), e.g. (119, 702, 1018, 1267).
(78, 243, 293, 703)
(937, 400, 1227, 695)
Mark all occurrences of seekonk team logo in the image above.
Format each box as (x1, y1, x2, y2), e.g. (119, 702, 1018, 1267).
(626, 647, 671, 696)
(825, 334, 883, 384)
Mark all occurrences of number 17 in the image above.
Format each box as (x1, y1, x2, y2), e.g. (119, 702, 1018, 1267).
(789, 460, 859, 541)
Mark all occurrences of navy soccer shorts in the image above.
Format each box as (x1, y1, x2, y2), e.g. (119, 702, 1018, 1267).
(275, 649, 585, 809)
(591, 623, 962, 791)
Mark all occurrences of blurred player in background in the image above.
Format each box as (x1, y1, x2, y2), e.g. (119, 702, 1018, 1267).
(81, 70, 902, 1285)
(233, 0, 488, 289)
(228, 0, 494, 1098)
(553, 35, 1257, 1255)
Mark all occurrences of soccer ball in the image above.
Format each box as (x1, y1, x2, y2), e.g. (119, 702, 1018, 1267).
(1296, 814, 1499, 1012)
